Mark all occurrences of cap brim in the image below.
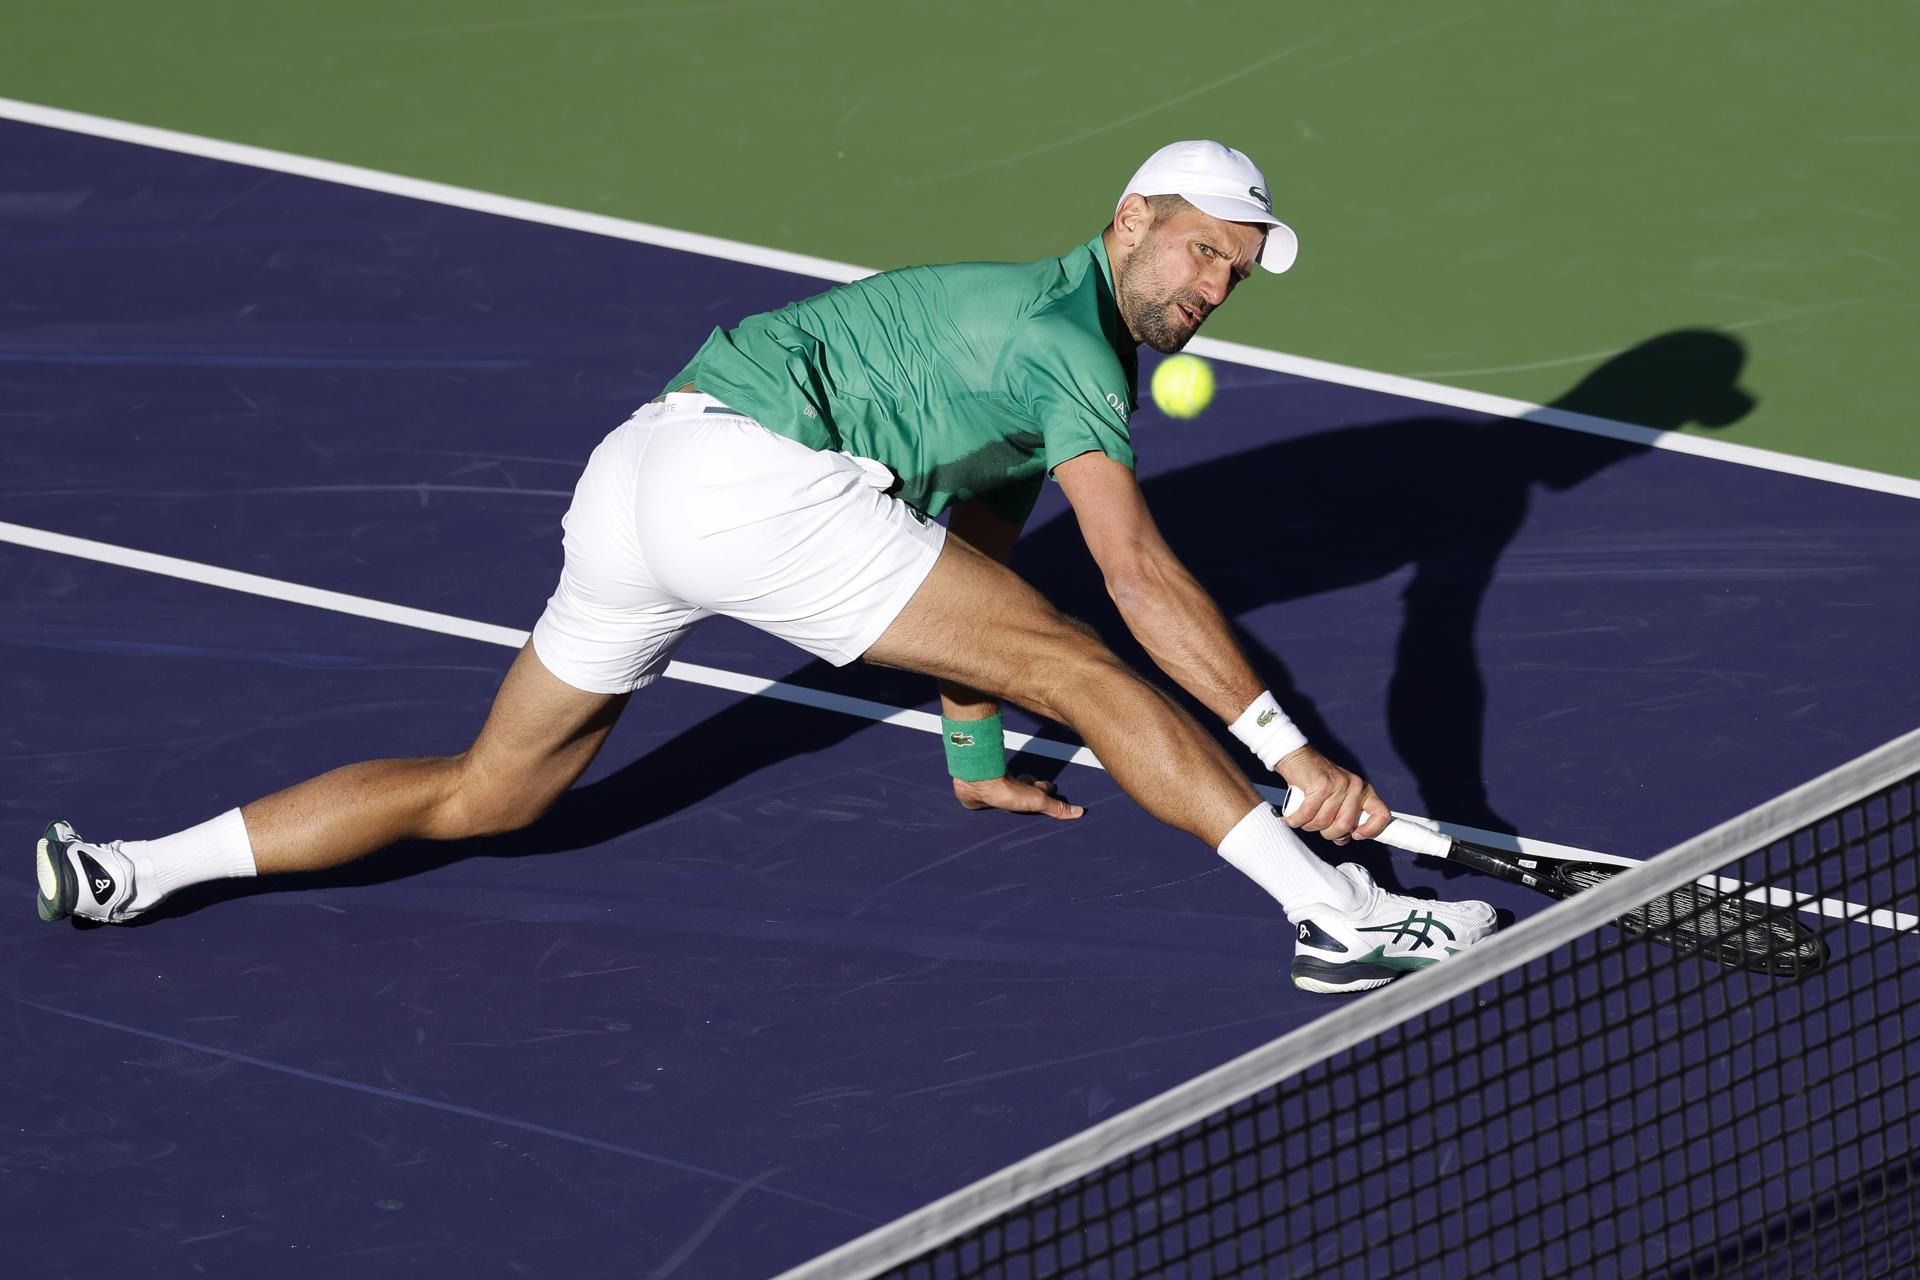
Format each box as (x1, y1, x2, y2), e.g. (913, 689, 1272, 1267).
(1181, 192, 1299, 273)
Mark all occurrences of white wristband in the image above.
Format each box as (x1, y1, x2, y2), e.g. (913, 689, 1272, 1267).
(1229, 691, 1309, 769)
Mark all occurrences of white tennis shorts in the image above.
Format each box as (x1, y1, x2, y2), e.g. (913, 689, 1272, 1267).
(531, 393, 948, 694)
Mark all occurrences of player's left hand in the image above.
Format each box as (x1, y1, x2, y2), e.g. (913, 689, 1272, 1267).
(1274, 746, 1389, 844)
(953, 774, 1085, 820)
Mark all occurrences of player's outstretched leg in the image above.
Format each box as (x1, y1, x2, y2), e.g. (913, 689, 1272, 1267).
(35, 643, 626, 924)
(864, 537, 1495, 991)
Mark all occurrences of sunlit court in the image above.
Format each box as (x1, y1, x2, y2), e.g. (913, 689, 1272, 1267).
(5, 7, 1919, 1277)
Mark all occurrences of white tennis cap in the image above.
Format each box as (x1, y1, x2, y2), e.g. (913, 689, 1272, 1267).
(1117, 140, 1298, 274)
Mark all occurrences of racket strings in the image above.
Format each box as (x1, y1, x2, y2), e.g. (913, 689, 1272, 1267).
(1563, 866, 1823, 972)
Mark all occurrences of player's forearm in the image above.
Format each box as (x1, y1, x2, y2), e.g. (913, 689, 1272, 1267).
(1106, 560, 1264, 724)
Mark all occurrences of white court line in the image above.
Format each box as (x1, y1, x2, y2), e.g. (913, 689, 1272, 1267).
(1704, 880, 1917, 933)
(2, 93, 1917, 502)
(4, 518, 1900, 932)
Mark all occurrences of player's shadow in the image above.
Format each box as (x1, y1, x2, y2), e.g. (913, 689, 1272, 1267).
(1015, 327, 1755, 841)
(157, 329, 1751, 916)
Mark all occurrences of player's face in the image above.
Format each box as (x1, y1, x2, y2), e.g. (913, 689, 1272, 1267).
(1116, 205, 1264, 354)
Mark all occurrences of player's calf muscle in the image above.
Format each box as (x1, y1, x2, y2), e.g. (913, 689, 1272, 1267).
(244, 750, 557, 874)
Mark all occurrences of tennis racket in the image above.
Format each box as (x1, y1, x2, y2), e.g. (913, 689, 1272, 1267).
(1282, 789, 1827, 975)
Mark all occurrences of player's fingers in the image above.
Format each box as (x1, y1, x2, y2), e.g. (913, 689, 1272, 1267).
(1010, 776, 1082, 820)
(1352, 786, 1391, 839)
(1281, 779, 1342, 833)
(1304, 789, 1343, 835)
(1278, 793, 1309, 829)
(1313, 784, 1362, 843)
(1326, 786, 1367, 843)
(1024, 785, 1083, 820)
(1283, 790, 1322, 831)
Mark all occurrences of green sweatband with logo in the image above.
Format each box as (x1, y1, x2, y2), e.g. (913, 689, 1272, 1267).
(941, 712, 1006, 782)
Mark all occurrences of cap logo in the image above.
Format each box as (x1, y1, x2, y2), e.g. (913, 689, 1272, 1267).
(1249, 185, 1272, 211)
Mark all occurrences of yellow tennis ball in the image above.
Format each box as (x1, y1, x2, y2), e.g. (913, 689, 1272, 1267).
(1151, 354, 1215, 419)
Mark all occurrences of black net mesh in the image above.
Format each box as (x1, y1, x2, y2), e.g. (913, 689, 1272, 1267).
(870, 768, 1920, 1279)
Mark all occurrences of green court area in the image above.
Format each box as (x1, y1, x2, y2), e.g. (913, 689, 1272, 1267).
(6, 0, 1914, 477)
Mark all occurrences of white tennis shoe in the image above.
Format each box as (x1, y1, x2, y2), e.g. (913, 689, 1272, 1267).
(36, 821, 141, 924)
(1291, 863, 1496, 994)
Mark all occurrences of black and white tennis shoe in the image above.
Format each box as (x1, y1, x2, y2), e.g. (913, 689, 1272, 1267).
(1291, 863, 1495, 994)
(36, 821, 141, 924)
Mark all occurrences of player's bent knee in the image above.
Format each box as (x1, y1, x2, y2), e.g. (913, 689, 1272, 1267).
(999, 621, 1132, 723)
(432, 754, 567, 840)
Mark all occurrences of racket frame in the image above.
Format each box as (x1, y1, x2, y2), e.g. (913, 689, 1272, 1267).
(1276, 792, 1827, 975)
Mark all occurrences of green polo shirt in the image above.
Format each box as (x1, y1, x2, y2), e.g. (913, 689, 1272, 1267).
(662, 235, 1139, 523)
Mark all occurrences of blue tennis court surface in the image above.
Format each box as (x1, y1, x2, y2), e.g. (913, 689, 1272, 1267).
(5, 121, 1919, 1277)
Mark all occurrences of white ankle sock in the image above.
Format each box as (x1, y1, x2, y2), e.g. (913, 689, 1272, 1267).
(122, 808, 257, 912)
(1216, 803, 1365, 921)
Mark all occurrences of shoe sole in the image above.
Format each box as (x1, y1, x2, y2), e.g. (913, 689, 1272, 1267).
(1291, 954, 1421, 995)
(1294, 973, 1395, 995)
(36, 824, 77, 923)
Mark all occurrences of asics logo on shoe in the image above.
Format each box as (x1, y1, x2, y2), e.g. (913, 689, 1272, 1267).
(76, 850, 116, 905)
(1357, 911, 1458, 951)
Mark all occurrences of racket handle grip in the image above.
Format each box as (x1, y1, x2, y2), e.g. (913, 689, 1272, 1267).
(1279, 786, 1453, 858)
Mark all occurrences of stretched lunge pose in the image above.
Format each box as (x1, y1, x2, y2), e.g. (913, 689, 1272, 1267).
(37, 140, 1493, 993)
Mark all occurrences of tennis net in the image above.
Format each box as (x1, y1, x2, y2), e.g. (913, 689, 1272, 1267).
(781, 726, 1920, 1280)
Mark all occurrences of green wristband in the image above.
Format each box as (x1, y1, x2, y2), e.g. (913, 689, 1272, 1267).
(942, 712, 1007, 782)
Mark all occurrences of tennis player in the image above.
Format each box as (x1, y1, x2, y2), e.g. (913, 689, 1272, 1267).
(36, 140, 1494, 993)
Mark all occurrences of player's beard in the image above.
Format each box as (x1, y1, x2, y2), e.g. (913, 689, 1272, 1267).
(1116, 237, 1207, 354)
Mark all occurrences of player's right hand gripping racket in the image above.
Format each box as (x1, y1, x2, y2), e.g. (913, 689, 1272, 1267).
(1282, 789, 1827, 975)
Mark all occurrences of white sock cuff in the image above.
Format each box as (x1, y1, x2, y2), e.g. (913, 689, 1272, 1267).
(125, 808, 257, 911)
(202, 808, 257, 879)
(1215, 802, 1363, 921)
